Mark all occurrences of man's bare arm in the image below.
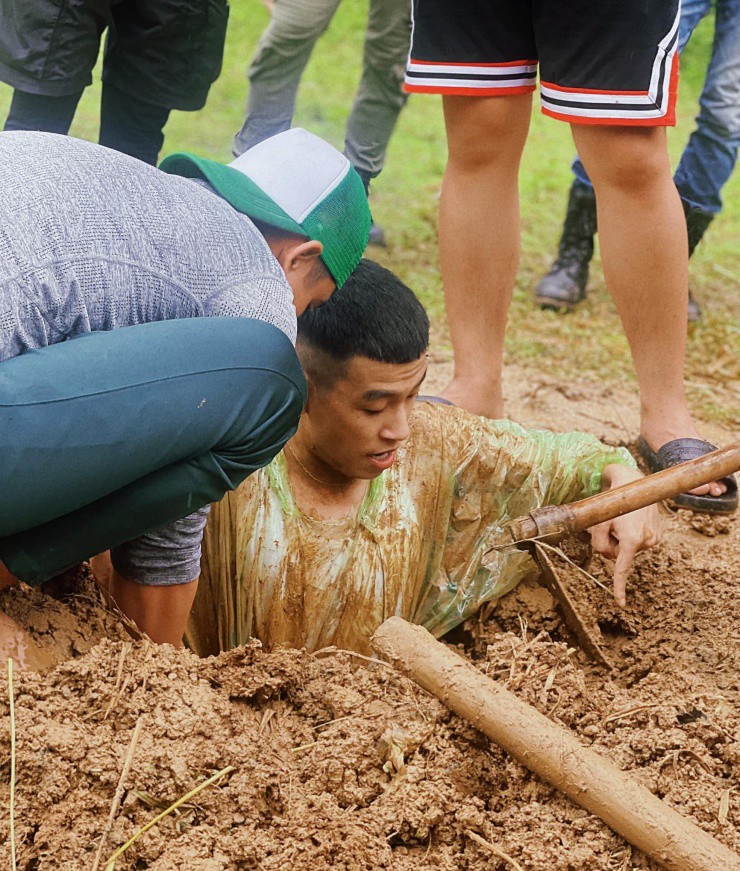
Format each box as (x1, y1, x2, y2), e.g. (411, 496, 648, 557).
(108, 570, 199, 647)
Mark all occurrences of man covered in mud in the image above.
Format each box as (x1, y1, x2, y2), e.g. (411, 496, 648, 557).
(187, 260, 661, 657)
(0, 127, 371, 651)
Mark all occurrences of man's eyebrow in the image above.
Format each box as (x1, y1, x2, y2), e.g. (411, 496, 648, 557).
(361, 370, 427, 402)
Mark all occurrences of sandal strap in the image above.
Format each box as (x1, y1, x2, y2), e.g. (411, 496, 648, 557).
(654, 438, 737, 492)
(654, 438, 718, 467)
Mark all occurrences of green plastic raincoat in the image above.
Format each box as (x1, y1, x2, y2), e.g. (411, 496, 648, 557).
(187, 403, 636, 656)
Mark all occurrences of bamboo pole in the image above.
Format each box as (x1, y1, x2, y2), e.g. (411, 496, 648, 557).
(505, 443, 740, 544)
(371, 617, 740, 871)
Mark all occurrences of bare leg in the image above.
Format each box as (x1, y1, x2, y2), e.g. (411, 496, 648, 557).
(108, 571, 199, 647)
(572, 125, 725, 497)
(439, 94, 532, 417)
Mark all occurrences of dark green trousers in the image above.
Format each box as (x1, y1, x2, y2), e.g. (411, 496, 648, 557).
(0, 317, 306, 584)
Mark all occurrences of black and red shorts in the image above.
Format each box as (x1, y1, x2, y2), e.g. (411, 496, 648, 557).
(404, 0, 680, 126)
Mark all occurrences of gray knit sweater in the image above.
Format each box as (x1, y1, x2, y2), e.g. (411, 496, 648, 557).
(0, 131, 297, 585)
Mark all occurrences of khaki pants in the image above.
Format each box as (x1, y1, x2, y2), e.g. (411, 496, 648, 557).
(233, 0, 411, 179)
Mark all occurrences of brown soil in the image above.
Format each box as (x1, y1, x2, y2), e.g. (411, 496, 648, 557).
(1, 369, 738, 870)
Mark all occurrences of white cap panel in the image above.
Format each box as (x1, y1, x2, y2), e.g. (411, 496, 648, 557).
(228, 128, 351, 223)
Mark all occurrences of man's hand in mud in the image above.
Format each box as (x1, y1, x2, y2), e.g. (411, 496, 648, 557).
(588, 464, 663, 608)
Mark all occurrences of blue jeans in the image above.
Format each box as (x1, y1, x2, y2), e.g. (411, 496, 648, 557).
(573, 0, 740, 214)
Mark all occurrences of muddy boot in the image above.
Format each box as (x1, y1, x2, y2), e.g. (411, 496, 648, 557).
(683, 201, 714, 324)
(535, 180, 597, 311)
(357, 169, 388, 248)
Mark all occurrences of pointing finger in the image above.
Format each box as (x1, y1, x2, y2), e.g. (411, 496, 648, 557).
(612, 536, 639, 608)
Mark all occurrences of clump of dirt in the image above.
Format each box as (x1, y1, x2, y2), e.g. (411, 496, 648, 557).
(1, 500, 739, 870)
(681, 508, 734, 537)
(0, 568, 128, 674)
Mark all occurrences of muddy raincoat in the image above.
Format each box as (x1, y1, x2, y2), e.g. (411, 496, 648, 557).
(187, 403, 635, 656)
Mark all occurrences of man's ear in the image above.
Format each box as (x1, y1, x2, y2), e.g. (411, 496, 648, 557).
(286, 240, 323, 274)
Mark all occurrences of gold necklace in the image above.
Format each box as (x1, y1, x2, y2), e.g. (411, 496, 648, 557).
(286, 443, 345, 487)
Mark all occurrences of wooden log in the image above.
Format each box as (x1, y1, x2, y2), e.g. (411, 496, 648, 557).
(371, 617, 740, 871)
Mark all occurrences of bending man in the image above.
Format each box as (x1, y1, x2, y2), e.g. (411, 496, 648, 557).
(0, 127, 370, 647)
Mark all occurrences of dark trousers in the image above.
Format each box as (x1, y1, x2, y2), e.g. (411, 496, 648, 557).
(0, 318, 306, 584)
(4, 84, 170, 165)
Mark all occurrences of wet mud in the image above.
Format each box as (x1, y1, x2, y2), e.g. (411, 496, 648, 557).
(0, 372, 738, 869)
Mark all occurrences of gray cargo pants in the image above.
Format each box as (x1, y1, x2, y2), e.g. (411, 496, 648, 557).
(233, 0, 411, 180)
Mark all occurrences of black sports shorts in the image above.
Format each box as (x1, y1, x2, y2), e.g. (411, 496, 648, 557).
(404, 0, 680, 126)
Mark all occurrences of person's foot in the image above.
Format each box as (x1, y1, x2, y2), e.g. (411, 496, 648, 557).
(368, 221, 387, 247)
(439, 377, 504, 419)
(638, 423, 731, 504)
(535, 181, 597, 311)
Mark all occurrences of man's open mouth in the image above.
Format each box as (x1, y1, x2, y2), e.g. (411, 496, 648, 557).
(368, 450, 396, 469)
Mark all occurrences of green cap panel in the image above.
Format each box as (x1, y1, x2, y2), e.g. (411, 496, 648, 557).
(160, 152, 371, 288)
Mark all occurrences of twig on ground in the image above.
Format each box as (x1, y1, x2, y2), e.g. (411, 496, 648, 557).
(518, 629, 549, 656)
(574, 408, 630, 438)
(8, 658, 17, 871)
(258, 708, 275, 735)
(657, 748, 714, 778)
(104, 765, 235, 869)
(718, 789, 731, 827)
(291, 740, 320, 753)
(91, 715, 144, 871)
(534, 540, 611, 594)
(604, 702, 665, 725)
(311, 646, 396, 669)
(314, 714, 354, 730)
(103, 643, 131, 719)
(465, 830, 524, 871)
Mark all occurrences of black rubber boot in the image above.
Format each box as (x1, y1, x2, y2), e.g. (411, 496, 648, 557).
(535, 180, 597, 311)
(682, 200, 714, 324)
(357, 168, 387, 248)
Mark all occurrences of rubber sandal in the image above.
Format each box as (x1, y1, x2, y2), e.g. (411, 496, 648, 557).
(636, 437, 738, 515)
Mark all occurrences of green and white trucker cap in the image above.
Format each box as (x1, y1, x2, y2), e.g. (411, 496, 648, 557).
(159, 128, 370, 288)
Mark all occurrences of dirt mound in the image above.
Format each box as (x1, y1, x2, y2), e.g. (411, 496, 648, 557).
(1, 501, 738, 870)
(1, 364, 738, 869)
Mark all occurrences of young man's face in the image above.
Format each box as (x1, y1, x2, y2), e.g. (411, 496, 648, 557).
(304, 353, 427, 480)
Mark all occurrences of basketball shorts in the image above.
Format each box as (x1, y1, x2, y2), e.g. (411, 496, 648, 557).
(404, 0, 681, 126)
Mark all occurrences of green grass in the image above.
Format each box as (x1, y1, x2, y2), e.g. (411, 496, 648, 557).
(1, 0, 737, 425)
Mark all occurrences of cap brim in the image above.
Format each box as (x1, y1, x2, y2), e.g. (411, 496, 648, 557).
(159, 153, 307, 238)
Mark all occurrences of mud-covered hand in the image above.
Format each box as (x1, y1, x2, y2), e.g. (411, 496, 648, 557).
(588, 464, 662, 608)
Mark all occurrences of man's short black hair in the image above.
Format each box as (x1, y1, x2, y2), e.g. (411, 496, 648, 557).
(297, 259, 429, 390)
